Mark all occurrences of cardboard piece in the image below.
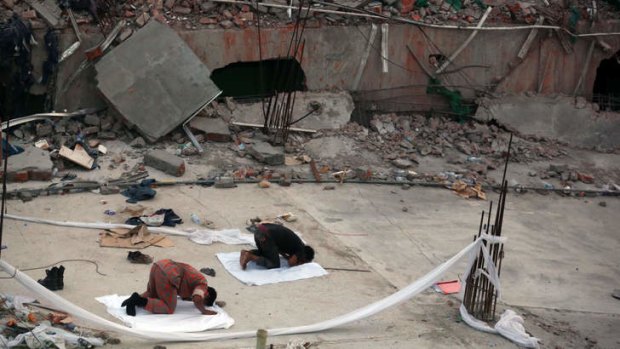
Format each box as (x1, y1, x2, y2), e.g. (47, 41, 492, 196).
(59, 144, 94, 169)
(99, 225, 173, 248)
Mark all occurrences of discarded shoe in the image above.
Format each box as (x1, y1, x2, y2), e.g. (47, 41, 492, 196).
(200, 267, 216, 277)
(38, 266, 63, 291)
(127, 251, 153, 264)
(57, 265, 65, 290)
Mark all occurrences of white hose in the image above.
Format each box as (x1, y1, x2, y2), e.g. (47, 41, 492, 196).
(4, 214, 190, 236)
(0, 237, 482, 342)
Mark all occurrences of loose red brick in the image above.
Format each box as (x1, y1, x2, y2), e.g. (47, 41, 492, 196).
(199, 17, 217, 25)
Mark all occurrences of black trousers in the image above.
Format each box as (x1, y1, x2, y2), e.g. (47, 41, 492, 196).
(250, 229, 281, 269)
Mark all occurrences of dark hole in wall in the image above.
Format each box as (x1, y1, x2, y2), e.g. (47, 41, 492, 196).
(593, 51, 620, 111)
(210, 58, 306, 99)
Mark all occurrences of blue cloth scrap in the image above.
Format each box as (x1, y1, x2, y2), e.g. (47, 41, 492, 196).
(121, 179, 157, 203)
(2, 139, 24, 157)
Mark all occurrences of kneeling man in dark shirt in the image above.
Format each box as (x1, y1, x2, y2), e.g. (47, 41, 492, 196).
(240, 223, 315, 270)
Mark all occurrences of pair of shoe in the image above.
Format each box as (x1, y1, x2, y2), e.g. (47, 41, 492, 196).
(38, 265, 65, 291)
(127, 251, 153, 264)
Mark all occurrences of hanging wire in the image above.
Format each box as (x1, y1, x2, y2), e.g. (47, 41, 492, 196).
(0, 118, 9, 259)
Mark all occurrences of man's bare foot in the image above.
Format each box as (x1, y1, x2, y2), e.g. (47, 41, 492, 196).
(240, 250, 251, 270)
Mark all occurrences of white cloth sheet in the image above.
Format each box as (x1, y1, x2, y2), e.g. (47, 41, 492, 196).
(95, 294, 234, 333)
(216, 252, 328, 286)
(188, 229, 255, 246)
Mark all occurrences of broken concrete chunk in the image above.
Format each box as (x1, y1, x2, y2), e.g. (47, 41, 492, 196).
(173, 6, 191, 14)
(118, 27, 133, 42)
(36, 123, 53, 137)
(246, 142, 285, 166)
(97, 131, 116, 140)
(219, 20, 234, 29)
(392, 158, 414, 169)
(18, 191, 33, 202)
(100, 185, 121, 195)
(549, 164, 568, 173)
(136, 12, 150, 27)
(189, 117, 231, 142)
(82, 126, 100, 135)
(130, 137, 146, 148)
(144, 150, 185, 177)
(84, 114, 100, 126)
(200, 1, 217, 12)
(214, 176, 236, 188)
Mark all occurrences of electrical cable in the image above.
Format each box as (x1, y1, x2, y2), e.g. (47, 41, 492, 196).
(353, 25, 415, 73)
(0, 258, 107, 279)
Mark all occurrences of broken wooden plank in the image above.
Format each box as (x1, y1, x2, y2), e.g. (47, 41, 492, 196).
(554, 29, 574, 54)
(231, 121, 316, 133)
(59, 144, 94, 170)
(435, 6, 493, 74)
(491, 16, 545, 91)
(352, 23, 378, 90)
(381, 23, 389, 73)
(573, 40, 595, 96)
(518, 16, 545, 60)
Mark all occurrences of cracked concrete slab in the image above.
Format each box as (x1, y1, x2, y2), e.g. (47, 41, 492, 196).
(95, 21, 221, 142)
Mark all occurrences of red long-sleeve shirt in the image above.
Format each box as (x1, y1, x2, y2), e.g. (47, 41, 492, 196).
(143, 259, 208, 314)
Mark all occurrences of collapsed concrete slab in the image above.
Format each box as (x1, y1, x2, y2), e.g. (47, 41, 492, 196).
(246, 141, 285, 166)
(475, 95, 620, 150)
(95, 21, 221, 142)
(231, 91, 354, 130)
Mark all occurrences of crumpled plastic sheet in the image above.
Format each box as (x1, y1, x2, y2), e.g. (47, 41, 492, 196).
(188, 228, 255, 246)
(459, 305, 540, 348)
(0, 322, 104, 348)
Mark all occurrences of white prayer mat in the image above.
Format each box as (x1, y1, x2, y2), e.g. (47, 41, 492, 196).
(216, 251, 328, 286)
(96, 294, 234, 333)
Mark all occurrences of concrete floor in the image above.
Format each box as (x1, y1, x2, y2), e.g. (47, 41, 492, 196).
(2, 181, 619, 348)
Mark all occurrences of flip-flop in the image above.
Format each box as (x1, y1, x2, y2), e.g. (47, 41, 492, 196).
(613, 289, 620, 300)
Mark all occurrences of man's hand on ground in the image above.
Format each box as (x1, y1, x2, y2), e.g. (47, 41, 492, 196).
(287, 255, 299, 267)
(193, 294, 217, 316)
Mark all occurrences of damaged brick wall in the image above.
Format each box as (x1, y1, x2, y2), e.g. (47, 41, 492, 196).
(50, 21, 620, 113)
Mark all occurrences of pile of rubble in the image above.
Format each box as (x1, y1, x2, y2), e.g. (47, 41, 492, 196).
(326, 113, 565, 169)
(3, 0, 618, 36)
(0, 293, 118, 348)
